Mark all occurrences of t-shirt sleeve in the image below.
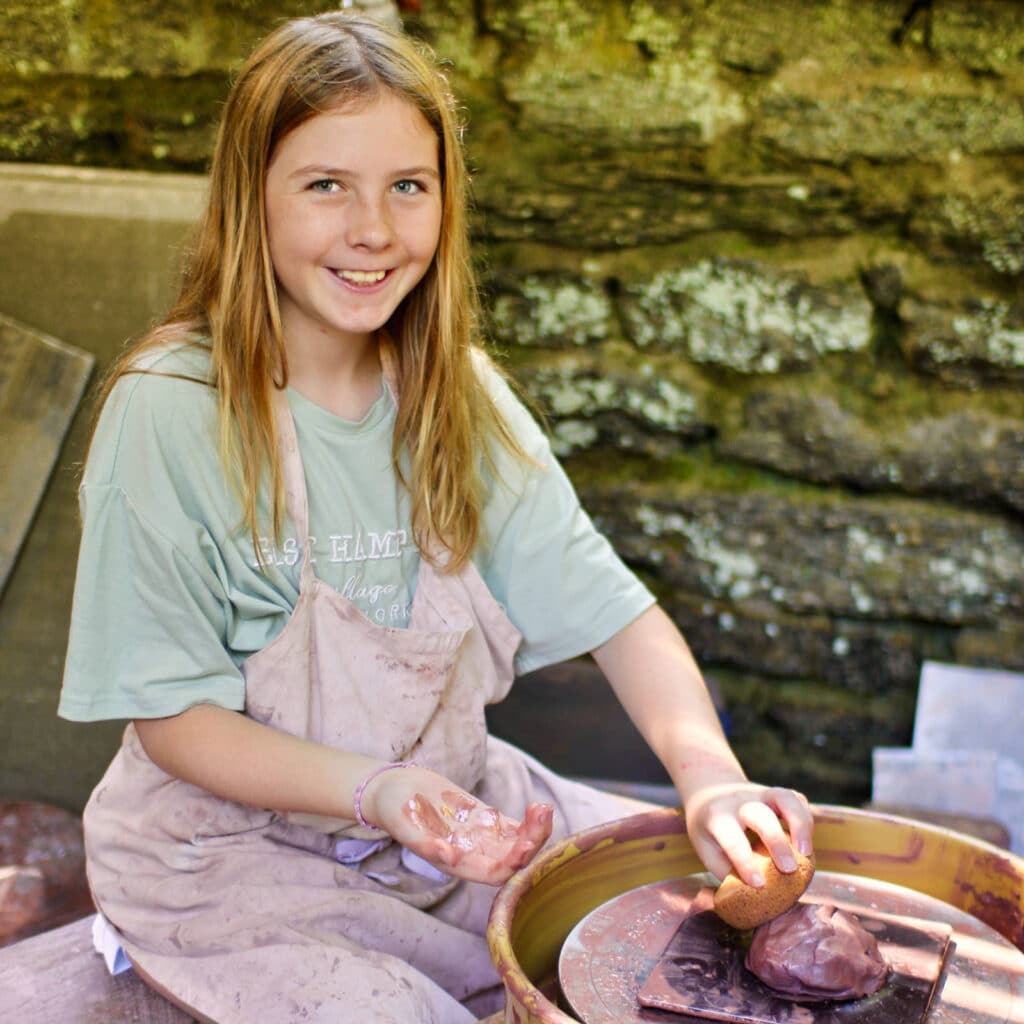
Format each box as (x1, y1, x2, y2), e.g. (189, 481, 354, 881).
(58, 483, 246, 721)
(478, 360, 656, 674)
(58, 359, 247, 722)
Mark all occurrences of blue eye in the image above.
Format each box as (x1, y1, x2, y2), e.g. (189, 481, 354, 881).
(310, 179, 339, 193)
(393, 180, 423, 195)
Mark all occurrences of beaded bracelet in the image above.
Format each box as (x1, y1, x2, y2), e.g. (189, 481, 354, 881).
(352, 760, 417, 830)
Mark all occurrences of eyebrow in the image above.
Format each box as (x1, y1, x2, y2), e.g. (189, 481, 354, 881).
(288, 165, 441, 181)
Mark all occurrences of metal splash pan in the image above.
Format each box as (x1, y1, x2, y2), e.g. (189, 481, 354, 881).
(636, 886, 950, 1023)
(558, 872, 1024, 1024)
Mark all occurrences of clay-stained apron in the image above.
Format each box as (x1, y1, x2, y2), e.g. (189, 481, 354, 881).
(82, 377, 649, 1023)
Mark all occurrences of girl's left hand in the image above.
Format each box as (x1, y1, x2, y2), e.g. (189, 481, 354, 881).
(401, 789, 554, 886)
(683, 781, 814, 887)
(365, 763, 554, 885)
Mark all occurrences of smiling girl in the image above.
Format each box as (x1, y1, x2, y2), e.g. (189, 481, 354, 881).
(59, 12, 813, 1023)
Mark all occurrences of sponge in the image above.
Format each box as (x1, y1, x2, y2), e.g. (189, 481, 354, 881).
(713, 843, 815, 930)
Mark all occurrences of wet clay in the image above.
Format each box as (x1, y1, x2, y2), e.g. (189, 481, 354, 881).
(403, 790, 553, 877)
(746, 903, 888, 1001)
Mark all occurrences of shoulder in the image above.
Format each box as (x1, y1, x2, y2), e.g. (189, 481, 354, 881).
(470, 346, 548, 454)
(128, 332, 213, 379)
(470, 346, 515, 404)
(87, 337, 218, 487)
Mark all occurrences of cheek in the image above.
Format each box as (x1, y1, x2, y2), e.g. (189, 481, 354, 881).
(266, 233, 301, 289)
(265, 205, 296, 273)
(267, 210, 329, 277)
(414, 206, 443, 263)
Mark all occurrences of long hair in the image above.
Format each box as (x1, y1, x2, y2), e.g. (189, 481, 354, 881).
(90, 12, 522, 571)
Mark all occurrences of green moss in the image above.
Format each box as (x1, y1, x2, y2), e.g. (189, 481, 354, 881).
(0, 71, 225, 168)
(563, 445, 829, 498)
(710, 669, 917, 803)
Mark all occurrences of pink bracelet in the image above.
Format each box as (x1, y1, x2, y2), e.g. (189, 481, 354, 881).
(353, 760, 417, 830)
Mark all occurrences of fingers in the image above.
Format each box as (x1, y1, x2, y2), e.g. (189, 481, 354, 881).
(426, 837, 459, 869)
(690, 784, 815, 885)
(473, 804, 551, 879)
(744, 787, 814, 863)
(505, 803, 553, 871)
(738, 800, 798, 872)
(504, 835, 544, 875)
(705, 813, 762, 887)
(522, 801, 554, 846)
(769, 787, 815, 856)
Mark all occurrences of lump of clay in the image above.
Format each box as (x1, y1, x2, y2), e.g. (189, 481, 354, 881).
(745, 902, 888, 1001)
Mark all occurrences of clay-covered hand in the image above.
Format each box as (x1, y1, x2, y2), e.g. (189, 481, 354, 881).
(359, 765, 554, 886)
(683, 781, 813, 889)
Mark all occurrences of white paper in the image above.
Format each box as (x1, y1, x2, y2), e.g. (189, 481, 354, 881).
(91, 912, 132, 976)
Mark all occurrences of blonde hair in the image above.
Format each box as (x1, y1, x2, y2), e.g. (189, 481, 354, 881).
(91, 12, 522, 571)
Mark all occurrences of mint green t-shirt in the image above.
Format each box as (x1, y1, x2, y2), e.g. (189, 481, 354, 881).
(58, 343, 654, 722)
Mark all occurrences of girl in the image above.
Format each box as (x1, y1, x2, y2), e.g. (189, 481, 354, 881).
(59, 12, 814, 1023)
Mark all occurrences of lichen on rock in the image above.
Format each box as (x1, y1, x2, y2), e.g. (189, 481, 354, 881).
(587, 489, 1024, 627)
(911, 190, 1024, 277)
(620, 259, 872, 372)
(906, 297, 1024, 386)
(514, 356, 709, 455)
(931, 2, 1024, 77)
(488, 273, 611, 348)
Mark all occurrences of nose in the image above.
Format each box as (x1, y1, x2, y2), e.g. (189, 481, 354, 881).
(345, 193, 394, 250)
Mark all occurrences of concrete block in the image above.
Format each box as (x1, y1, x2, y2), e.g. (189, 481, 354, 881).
(871, 746, 1024, 855)
(913, 660, 1024, 759)
(871, 747, 1000, 817)
(996, 757, 1024, 855)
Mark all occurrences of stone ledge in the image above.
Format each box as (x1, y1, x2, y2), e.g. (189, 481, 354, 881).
(0, 161, 205, 224)
(0, 915, 194, 1023)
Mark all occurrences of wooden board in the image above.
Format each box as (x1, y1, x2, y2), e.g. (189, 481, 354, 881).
(0, 314, 93, 596)
(0, 915, 195, 1023)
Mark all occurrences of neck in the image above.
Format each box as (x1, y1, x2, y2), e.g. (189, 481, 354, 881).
(285, 333, 383, 421)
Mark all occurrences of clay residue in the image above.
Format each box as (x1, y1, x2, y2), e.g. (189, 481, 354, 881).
(957, 885, 1024, 951)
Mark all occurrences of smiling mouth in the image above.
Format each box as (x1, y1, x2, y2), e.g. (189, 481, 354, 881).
(333, 269, 389, 285)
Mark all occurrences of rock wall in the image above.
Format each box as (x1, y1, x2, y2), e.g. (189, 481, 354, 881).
(1, 0, 1021, 804)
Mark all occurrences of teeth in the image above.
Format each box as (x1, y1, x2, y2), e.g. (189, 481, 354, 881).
(337, 269, 387, 284)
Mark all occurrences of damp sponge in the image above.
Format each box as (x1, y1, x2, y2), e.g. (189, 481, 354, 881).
(713, 843, 815, 930)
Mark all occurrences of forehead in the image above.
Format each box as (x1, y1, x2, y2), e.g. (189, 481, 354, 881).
(270, 92, 439, 170)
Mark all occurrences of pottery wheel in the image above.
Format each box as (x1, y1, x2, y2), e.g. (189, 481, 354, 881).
(558, 871, 1024, 1024)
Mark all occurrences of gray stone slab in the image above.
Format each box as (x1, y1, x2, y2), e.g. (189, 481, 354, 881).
(0, 314, 93, 596)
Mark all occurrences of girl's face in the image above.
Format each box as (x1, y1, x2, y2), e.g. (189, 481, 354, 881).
(265, 92, 442, 359)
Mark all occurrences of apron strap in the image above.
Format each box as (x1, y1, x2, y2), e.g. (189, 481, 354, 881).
(272, 388, 316, 584)
(379, 337, 400, 403)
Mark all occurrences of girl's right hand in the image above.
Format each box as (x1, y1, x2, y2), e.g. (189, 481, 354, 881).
(359, 765, 553, 886)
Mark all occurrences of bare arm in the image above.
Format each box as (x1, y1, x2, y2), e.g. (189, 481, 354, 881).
(592, 604, 813, 887)
(134, 705, 551, 885)
(134, 704, 379, 819)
